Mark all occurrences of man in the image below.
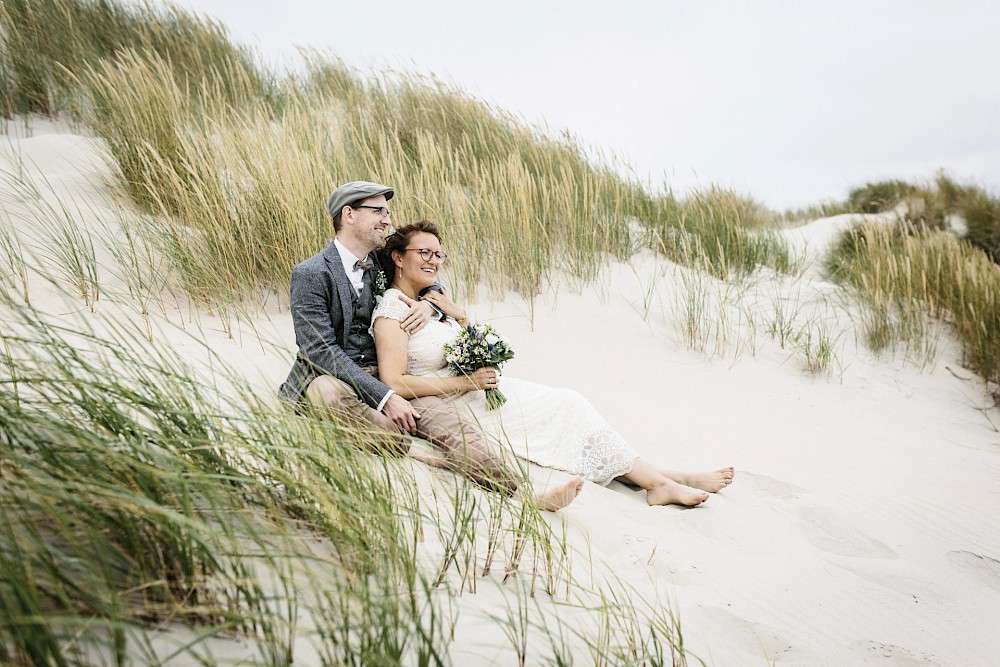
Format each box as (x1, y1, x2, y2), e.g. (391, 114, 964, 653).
(278, 181, 519, 494)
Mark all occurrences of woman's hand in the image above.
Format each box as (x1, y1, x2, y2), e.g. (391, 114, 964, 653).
(464, 366, 499, 392)
(420, 286, 467, 324)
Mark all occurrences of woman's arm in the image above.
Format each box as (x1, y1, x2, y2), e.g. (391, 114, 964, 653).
(373, 316, 493, 399)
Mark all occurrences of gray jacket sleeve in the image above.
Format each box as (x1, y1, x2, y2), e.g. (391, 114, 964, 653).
(289, 263, 391, 409)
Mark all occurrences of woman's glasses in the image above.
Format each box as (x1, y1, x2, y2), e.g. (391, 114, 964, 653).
(403, 248, 448, 262)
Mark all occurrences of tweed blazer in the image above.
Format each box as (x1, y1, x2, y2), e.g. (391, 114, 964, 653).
(278, 239, 390, 408)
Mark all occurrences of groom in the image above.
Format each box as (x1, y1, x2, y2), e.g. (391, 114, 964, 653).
(279, 181, 519, 494)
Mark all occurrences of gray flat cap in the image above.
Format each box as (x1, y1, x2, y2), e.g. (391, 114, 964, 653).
(327, 181, 394, 221)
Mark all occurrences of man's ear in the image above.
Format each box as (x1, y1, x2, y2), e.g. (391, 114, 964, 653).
(340, 205, 353, 226)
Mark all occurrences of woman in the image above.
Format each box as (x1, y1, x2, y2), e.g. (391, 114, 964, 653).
(372, 221, 733, 507)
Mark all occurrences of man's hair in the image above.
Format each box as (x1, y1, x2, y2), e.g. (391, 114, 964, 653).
(378, 220, 442, 284)
(331, 197, 368, 233)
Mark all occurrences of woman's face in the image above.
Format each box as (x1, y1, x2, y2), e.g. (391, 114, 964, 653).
(395, 231, 444, 288)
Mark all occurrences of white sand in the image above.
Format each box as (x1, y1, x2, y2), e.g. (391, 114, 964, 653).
(3, 119, 999, 666)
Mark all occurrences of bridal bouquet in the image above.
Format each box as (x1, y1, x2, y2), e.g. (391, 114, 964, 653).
(443, 323, 515, 410)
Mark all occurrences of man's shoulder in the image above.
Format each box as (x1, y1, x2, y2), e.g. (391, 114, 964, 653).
(292, 243, 337, 276)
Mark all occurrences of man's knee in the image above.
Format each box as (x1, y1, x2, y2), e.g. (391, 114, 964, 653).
(305, 375, 354, 413)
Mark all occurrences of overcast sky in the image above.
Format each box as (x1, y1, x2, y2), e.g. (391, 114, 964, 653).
(157, 0, 1000, 210)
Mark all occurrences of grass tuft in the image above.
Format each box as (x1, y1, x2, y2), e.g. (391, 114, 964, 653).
(825, 219, 1000, 382)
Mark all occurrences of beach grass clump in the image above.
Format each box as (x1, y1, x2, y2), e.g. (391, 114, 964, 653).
(847, 179, 919, 214)
(78, 48, 195, 214)
(651, 186, 795, 280)
(800, 173, 1000, 265)
(5, 0, 794, 310)
(331, 69, 642, 296)
(2, 321, 262, 661)
(0, 291, 451, 663)
(781, 199, 853, 222)
(132, 96, 345, 305)
(825, 219, 1000, 382)
(936, 175, 1000, 264)
(74, 54, 651, 304)
(0, 285, 696, 664)
(792, 320, 843, 376)
(0, 0, 269, 118)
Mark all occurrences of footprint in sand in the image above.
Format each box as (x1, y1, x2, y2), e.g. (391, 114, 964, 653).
(787, 506, 897, 559)
(690, 605, 800, 664)
(738, 471, 807, 500)
(852, 640, 941, 666)
(947, 550, 1000, 593)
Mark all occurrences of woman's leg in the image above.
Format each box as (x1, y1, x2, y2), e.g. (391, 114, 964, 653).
(619, 459, 709, 507)
(659, 467, 735, 493)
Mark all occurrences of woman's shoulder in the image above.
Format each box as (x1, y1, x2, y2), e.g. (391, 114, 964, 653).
(373, 288, 409, 321)
(381, 287, 407, 307)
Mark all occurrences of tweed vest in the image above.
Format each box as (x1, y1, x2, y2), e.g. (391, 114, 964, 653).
(343, 272, 378, 366)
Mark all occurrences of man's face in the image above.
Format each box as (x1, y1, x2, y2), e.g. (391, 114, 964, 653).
(348, 195, 391, 251)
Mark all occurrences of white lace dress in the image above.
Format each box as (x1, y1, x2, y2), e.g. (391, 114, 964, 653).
(372, 289, 638, 484)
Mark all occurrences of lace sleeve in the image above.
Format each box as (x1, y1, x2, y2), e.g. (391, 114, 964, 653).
(372, 289, 409, 324)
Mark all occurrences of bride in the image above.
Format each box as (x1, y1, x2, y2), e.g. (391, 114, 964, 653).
(372, 221, 733, 507)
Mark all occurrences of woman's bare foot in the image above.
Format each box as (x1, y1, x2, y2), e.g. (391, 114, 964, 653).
(661, 467, 735, 493)
(646, 479, 709, 507)
(536, 475, 585, 511)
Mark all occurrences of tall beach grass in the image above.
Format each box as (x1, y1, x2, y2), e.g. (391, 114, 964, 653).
(0, 0, 270, 118)
(4, 0, 794, 319)
(0, 284, 700, 664)
(795, 173, 1000, 265)
(825, 219, 1000, 383)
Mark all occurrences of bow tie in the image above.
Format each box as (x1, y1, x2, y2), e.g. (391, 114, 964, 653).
(353, 256, 374, 272)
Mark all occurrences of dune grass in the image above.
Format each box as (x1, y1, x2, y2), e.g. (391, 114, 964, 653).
(0, 292, 430, 661)
(649, 186, 795, 282)
(0, 285, 698, 664)
(0, 0, 270, 118)
(795, 173, 1000, 265)
(781, 173, 998, 382)
(825, 219, 1000, 383)
(4, 0, 794, 318)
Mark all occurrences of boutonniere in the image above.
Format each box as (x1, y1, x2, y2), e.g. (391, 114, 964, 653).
(373, 270, 387, 305)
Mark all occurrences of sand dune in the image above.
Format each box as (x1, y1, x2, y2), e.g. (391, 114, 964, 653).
(3, 119, 999, 666)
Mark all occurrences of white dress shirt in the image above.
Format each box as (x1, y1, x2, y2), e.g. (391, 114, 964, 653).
(334, 237, 367, 295)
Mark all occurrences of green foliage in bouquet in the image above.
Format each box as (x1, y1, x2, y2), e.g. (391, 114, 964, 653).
(444, 323, 515, 409)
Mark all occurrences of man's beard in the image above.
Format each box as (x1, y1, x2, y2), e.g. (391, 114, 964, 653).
(362, 228, 387, 250)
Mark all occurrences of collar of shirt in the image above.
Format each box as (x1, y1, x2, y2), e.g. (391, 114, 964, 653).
(334, 237, 367, 295)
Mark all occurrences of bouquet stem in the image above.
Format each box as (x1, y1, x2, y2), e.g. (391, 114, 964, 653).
(485, 388, 507, 410)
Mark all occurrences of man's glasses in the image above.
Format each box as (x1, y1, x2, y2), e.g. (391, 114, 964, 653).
(354, 205, 391, 218)
(403, 248, 448, 262)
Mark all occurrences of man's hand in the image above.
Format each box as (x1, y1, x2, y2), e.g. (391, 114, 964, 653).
(418, 285, 467, 324)
(382, 393, 421, 434)
(398, 294, 436, 334)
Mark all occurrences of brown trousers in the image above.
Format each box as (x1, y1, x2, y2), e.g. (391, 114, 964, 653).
(304, 372, 519, 496)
